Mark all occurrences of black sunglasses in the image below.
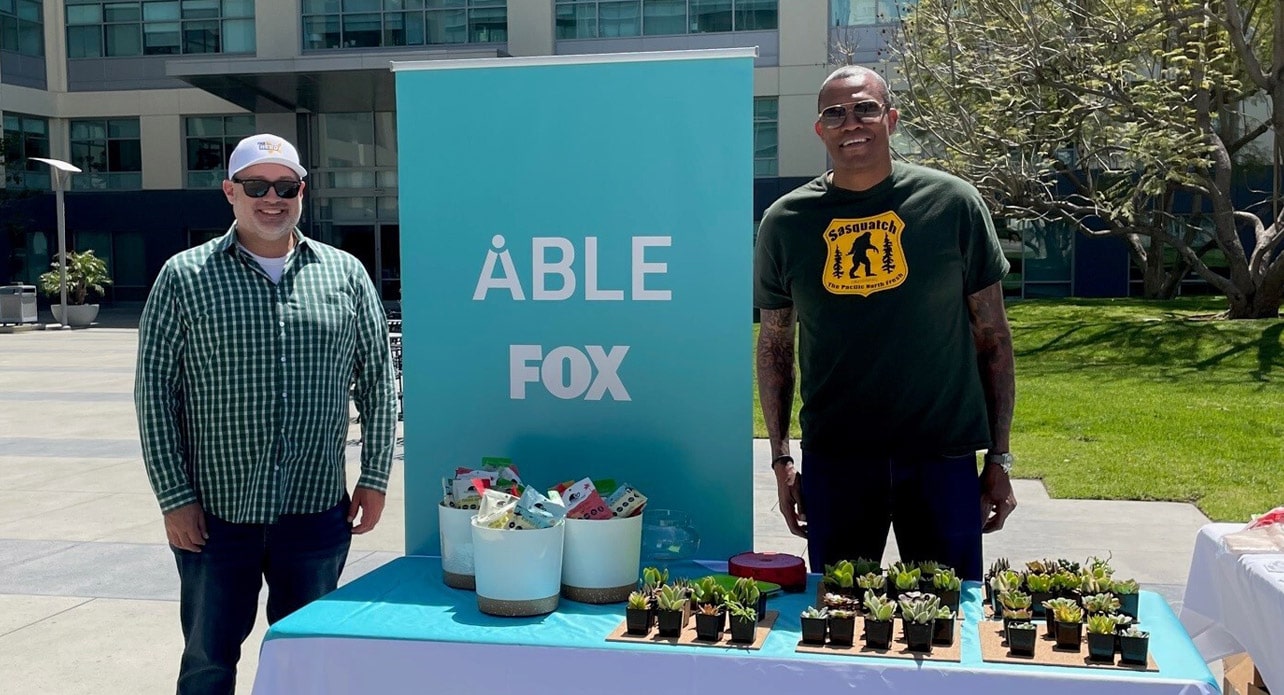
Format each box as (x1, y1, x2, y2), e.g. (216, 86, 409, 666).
(818, 100, 888, 128)
(233, 178, 303, 199)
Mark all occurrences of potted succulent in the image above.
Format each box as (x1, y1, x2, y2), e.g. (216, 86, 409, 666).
(1052, 569, 1081, 602)
(641, 566, 667, 597)
(889, 565, 922, 603)
(861, 590, 895, 649)
(654, 584, 688, 637)
(1025, 573, 1055, 618)
(1112, 578, 1140, 619)
(726, 600, 758, 643)
(822, 591, 860, 613)
(625, 590, 654, 635)
(856, 571, 887, 600)
(1052, 602, 1084, 651)
(1042, 597, 1079, 639)
(984, 557, 1011, 607)
(898, 593, 939, 653)
(39, 249, 112, 327)
(730, 576, 765, 624)
(690, 577, 725, 613)
(1118, 626, 1150, 665)
(932, 568, 962, 614)
(822, 560, 857, 598)
(1083, 592, 1121, 616)
(1085, 614, 1117, 662)
(827, 607, 856, 646)
(915, 560, 942, 582)
(990, 569, 1024, 613)
(693, 602, 725, 641)
(800, 606, 828, 645)
(932, 605, 955, 646)
(1006, 620, 1038, 657)
(852, 557, 883, 577)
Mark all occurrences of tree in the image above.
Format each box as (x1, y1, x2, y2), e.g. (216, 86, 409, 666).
(889, 0, 1284, 318)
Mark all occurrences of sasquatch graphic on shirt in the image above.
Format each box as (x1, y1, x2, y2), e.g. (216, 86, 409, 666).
(822, 212, 907, 296)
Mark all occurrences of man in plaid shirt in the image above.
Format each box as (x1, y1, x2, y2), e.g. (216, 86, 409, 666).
(135, 133, 397, 695)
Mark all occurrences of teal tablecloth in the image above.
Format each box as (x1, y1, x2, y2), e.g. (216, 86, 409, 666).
(257, 556, 1217, 694)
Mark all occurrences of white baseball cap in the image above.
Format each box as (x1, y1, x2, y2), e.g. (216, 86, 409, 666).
(227, 133, 308, 179)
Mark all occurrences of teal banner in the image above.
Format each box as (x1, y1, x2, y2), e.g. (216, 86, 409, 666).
(394, 49, 755, 562)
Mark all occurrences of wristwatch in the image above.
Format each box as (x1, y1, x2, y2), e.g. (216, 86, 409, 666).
(984, 451, 1014, 474)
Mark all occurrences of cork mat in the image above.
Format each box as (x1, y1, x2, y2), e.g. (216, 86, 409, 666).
(978, 622, 1157, 671)
(606, 610, 778, 650)
(794, 617, 962, 662)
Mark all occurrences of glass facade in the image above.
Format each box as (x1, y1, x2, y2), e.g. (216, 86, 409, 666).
(184, 114, 257, 188)
(65, 0, 255, 58)
(301, 0, 506, 50)
(555, 0, 776, 39)
(2, 113, 51, 190)
(830, 0, 912, 26)
(69, 118, 143, 190)
(753, 96, 777, 178)
(1000, 219, 1074, 299)
(0, 0, 42, 56)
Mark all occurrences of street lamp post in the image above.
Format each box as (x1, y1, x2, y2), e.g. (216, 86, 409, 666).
(30, 157, 82, 330)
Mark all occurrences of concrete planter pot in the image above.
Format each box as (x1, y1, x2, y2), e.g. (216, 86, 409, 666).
(52, 304, 99, 327)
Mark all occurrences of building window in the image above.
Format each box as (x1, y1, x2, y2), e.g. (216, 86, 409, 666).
(302, 0, 505, 51)
(753, 97, 777, 178)
(555, 0, 776, 39)
(69, 118, 143, 190)
(185, 114, 256, 188)
(831, 0, 912, 26)
(65, 0, 255, 58)
(0, 0, 44, 57)
(2, 113, 51, 189)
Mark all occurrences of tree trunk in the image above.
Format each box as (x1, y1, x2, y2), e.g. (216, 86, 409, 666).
(1225, 289, 1283, 319)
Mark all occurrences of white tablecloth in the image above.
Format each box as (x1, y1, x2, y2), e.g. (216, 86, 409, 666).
(1179, 522, 1284, 692)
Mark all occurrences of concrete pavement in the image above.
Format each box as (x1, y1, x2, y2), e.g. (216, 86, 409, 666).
(0, 307, 1214, 694)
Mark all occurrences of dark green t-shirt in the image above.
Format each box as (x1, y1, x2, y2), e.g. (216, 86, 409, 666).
(754, 162, 1009, 457)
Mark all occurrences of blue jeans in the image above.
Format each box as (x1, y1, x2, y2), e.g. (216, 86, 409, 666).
(801, 451, 983, 581)
(172, 498, 352, 695)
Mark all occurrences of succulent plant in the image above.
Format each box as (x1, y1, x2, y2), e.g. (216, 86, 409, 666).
(1042, 596, 1078, 614)
(893, 568, 922, 591)
(999, 590, 1033, 611)
(1086, 613, 1117, 635)
(655, 584, 687, 612)
(986, 557, 1011, 579)
(641, 566, 667, 593)
(697, 602, 723, 616)
(1120, 626, 1149, 638)
(852, 557, 883, 577)
(1025, 573, 1054, 593)
(690, 576, 724, 606)
(898, 594, 940, 625)
(823, 560, 856, 589)
(801, 605, 828, 619)
(932, 568, 961, 591)
(863, 590, 896, 621)
(916, 560, 942, 577)
(935, 605, 954, 619)
(828, 608, 855, 619)
(725, 599, 757, 622)
(1051, 602, 1084, 624)
(857, 572, 887, 591)
(731, 576, 760, 606)
(1083, 592, 1121, 615)
(627, 590, 651, 610)
(1112, 578, 1139, 595)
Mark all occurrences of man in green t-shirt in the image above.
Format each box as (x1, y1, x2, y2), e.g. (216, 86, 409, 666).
(753, 66, 1017, 581)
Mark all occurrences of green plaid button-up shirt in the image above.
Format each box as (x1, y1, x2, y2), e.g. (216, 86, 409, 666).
(135, 226, 397, 522)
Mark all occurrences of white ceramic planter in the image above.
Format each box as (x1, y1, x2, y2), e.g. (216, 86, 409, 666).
(439, 504, 477, 590)
(560, 514, 643, 603)
(51, 304, 99, 327)
(471, 518, 565, 617)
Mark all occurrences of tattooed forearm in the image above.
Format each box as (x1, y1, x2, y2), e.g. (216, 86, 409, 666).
(966, 283, 1015, 452)
(756, 307, 797, 457)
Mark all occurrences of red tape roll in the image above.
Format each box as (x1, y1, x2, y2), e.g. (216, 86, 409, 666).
(728, 552, 807, 593)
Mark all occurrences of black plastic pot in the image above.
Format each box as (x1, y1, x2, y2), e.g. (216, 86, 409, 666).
(800, 616, 828, 645)
(729, 614, 756, 643)
(1119, 633, 1150, 665)
(694, 612, 724, 641)
(1054, 621, 1083, 651)
(904, 622, 934, 653)
(1118, 592, 1140, 620)
(1007, 626, 1037, 656)
(656, 609, 686, 637)
(1087, 632, 1116, 662)
(828, 615, 856, 646)
(863, 619, 893, 650)
(932, 616, 954, 646)
(625, 607, 653, 635)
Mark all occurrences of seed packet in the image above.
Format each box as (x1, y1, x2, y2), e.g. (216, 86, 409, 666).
(560, 477, 613, 520)
(606, 484, 648, 518)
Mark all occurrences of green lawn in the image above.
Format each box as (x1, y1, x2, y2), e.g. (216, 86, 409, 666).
(751, 297, 1284, 522)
